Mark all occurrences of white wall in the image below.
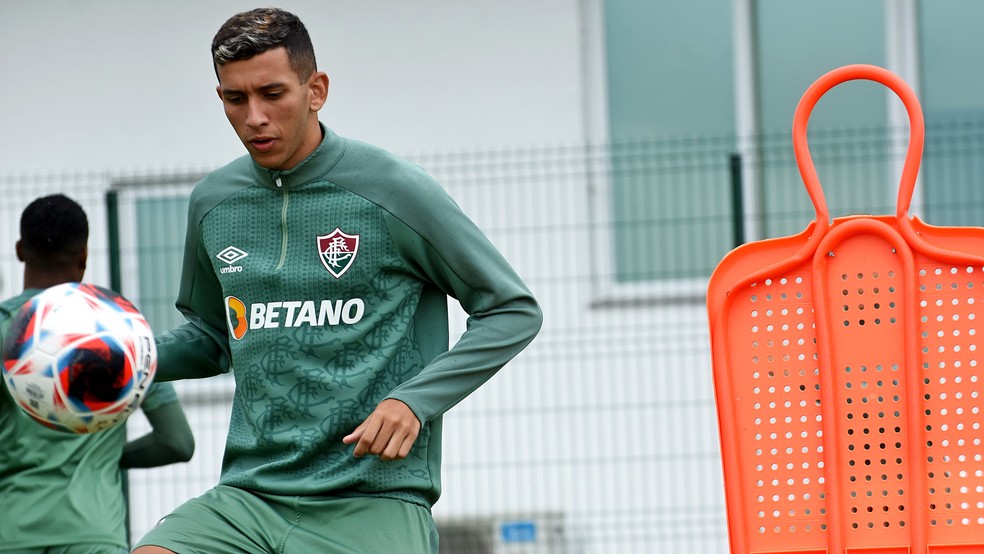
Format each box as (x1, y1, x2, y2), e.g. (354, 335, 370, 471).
(0, 0, 590, 174)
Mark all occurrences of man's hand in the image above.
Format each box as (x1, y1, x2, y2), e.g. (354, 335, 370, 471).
(342, 398, 420, 461)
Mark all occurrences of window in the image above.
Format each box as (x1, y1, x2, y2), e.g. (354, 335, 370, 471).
(590, 0, 981, 302)
(919, 0, 984, 227)
(598, 0, 735, 297)
(755, 0, 888, 238)
(108, 179, 198, 333)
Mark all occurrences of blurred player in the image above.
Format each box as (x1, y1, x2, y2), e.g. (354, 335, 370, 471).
(132, 7, 541, 554)
(0, 194, 195, 554)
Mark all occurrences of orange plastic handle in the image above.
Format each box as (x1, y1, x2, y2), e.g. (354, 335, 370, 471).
(792, 64, 925, 230)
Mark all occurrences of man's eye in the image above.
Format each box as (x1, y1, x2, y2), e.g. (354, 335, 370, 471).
(225, 96, 245, 104)
(265, 92, 283, 99)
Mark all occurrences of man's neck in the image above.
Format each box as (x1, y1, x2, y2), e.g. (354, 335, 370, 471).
(23, 270, 78, 290)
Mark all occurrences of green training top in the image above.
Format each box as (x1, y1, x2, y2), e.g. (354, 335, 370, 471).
(0, 289, 181, 551)
(156, 124, 542, 508)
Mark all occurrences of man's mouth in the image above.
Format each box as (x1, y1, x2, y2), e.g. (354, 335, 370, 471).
(250, 137, 277, 152)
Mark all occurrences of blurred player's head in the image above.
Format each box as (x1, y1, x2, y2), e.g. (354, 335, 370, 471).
(212, 7, 328, 171)
(16, 194, 89, 287)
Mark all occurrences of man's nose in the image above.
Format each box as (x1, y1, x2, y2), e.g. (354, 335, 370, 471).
(245, 98, 268, 127)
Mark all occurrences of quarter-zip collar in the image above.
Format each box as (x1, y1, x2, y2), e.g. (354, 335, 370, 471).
(249, 123, 345, 190)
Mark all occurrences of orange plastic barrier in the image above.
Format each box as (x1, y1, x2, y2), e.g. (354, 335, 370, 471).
(708, 64, 984, 553)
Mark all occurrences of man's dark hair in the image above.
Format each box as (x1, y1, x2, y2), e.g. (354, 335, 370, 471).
(19, 194, 88, 266)
(211, 7, 317, 83)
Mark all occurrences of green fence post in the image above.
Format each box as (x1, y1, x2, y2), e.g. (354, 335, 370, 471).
(105, 189, 122, 294)
(103, 188, 131, 545)
(729, 152, 745, 248)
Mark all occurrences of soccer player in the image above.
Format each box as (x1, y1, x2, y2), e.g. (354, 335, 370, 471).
(132, 7, 542, 554)
(0, 194, 196, 554)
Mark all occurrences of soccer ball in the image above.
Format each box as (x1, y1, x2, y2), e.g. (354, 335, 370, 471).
(1, 283, 156, 433)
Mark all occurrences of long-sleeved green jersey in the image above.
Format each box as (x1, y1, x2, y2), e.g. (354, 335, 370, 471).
(157, 125, 542, 508)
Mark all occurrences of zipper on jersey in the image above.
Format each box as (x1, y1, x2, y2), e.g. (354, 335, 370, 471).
(274, 176, 289, 271)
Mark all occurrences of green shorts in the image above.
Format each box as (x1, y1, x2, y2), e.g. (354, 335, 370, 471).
(1, 547, 126, 554)
(133, 485, 438, 554)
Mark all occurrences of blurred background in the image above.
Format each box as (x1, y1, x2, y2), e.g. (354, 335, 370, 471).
(2, 1, 983, 552)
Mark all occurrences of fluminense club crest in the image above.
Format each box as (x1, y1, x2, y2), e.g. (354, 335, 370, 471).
(317, 228, 359, 279)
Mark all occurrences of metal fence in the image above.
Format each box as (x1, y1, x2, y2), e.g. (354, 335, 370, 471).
(1, 120, 982, 553)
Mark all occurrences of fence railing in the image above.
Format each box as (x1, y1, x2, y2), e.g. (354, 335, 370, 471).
(1, 120, 982, 552)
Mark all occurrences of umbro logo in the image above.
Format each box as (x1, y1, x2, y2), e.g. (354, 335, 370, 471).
(217, 246, 248, 274)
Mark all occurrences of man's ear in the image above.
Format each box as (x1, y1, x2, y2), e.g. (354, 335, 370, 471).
(77, 245, 88, 278)
(216, 84, 224, 100)
(308, 71, 329, 111)
(14, 240, 25, 262)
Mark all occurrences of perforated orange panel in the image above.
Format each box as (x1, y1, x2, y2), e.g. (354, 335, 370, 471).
(708, 65, 984, 554)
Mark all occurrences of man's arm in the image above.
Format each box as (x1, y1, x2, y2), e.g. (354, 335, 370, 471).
(120, 383, 195, 468)
(380, 198, 543, 423)
(344, 179, 542, 460)
(155, 321, 229, 382)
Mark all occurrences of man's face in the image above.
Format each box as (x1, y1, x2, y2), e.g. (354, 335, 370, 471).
(216, 47, 326, 170)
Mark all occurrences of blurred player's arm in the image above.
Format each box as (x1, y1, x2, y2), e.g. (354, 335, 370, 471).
(120, 382, 195, 468)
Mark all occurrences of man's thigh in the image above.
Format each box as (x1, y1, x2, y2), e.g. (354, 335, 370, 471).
(3, 546, 127, 554)
(132, 485, 289, 554)
(133, 486, 438, 554)
(289, 495, 438, 554)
